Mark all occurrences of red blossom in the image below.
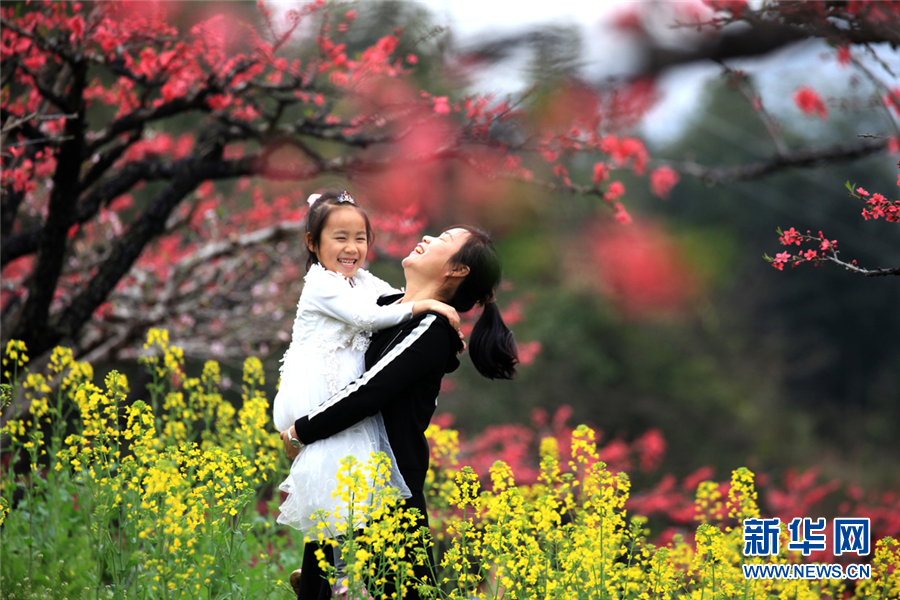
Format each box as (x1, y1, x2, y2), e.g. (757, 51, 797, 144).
(884, 87, 900, 118)
(592, 162, 610, 185)
(649, 166, 680, 199)
(589, 221, 699, 317)
(553, 164, 572, 187)
(633, 429, 666, 472)
(779, 227, 802, 246)
(610, 8, 645, 33)
(836, 45, 851, 66)
(604, 135, 649, 174)
(773, 251, 791, 270)
(597, 439, 632, 473)
(860, 192, 900, 222)
(539, 147, 559, 163)
(889, 137, 900, 154)
(605, 181, 625, 201)
(516, 341, 542, 366)
(793, 86, 828, 119)
(432, 96, 450, 114)
(613, 202, 632, 224)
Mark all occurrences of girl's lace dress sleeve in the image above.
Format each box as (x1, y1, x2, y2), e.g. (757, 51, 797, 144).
(305, 267, 412, 332)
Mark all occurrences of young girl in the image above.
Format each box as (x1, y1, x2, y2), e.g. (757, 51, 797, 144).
(272, 190, 459, 549)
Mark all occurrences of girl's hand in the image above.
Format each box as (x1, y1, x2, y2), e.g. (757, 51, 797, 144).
(413, 299, 461, 331)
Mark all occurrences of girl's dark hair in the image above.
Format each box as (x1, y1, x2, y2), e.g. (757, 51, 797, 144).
(446, 225, 518, 380)
(305, 189, 373, 271)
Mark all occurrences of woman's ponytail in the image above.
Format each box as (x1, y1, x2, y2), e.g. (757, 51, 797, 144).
(469, 300, 518, 380)
(446, 226, 518, 380)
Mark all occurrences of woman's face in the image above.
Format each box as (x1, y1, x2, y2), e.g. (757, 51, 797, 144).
(402, 228, 470, 280)
(308, 206, 369, 278)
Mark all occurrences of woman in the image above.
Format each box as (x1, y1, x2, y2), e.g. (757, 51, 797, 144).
(281, 225, 518, 599)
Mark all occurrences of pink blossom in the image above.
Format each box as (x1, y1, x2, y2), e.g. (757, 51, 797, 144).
(779, 227, 802, 246)
(605, 181, 625, 201)
(837, 46, 851, 66)
(773, 251, 791, 271)
(613, 202, 632, 224)
(649, 166, 679, 199)
(433, 96, 450, 114)
(884, 87, 900, 118)
(793, 86, 828, 120)
(517, 341, 542, 366)
(592, 162, 609, 185)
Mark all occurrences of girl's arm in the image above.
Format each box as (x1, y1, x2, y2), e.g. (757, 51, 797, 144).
(306, 273, 413, 331)
(308, 273, 460, 331)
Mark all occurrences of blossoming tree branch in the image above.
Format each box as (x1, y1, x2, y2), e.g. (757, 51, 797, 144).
(682, 1, 900, 276)
(461, 1, 899, 275)
(0, 0, 659, 368)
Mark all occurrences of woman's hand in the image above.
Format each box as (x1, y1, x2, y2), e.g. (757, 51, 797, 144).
(280, 426, 302, 460)
(413, 299, 460, 331)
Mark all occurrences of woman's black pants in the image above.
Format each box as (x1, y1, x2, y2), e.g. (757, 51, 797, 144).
(295, 490, 433, 600)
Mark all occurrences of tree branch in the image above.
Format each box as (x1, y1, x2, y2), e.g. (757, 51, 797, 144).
(49, 155, 214, 353)
(667, 139, 887, 186)
(0, 17, 77, 63)
(85, 91, 213, 155)
(79, 129, 143, 193)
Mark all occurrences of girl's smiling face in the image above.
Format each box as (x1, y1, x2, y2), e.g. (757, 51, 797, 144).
(307, 206, 369, 278)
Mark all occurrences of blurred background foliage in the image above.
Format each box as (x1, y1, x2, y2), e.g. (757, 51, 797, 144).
(54, 0, 898, 488)
(339, 2, 898, 485)
(441, 75, 899, 486)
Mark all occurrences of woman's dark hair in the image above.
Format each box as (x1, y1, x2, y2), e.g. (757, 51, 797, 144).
(446, 225, 518, 380)
(305, 189, 373, 271)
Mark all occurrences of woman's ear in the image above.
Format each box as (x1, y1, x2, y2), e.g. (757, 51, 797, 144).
(447, 264, 470, 279)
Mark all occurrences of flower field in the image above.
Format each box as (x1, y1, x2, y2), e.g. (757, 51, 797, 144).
(1, 331, 898, 600)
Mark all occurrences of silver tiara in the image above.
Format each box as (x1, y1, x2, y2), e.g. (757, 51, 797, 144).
(307, 192, 355, 206)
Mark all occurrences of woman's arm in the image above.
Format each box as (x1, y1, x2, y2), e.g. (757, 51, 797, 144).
(292, 314, 451, 444)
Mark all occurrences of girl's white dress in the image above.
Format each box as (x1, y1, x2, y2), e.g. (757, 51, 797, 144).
(273, 263, 412, 535)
